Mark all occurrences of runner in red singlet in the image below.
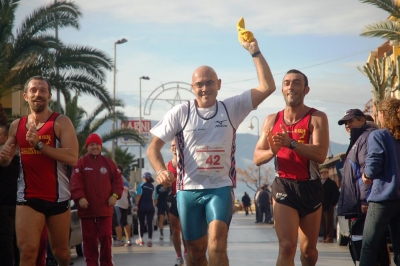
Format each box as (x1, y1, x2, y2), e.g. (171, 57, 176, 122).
(0, 76, 78, 266)
(166, 140, 187, 266)
(254, 69, 329, 266)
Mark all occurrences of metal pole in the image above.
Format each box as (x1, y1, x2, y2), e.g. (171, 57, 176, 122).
(139, 77, 142, 178)
(256, 118, 260, 187)
(138, 76, 149, 178)
(55, 0, 60, 113)
(249, 116, 260, 187)
(111, 38, 127, 162)
(111, 42, 117, 161)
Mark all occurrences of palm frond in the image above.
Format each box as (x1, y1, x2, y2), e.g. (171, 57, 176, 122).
(53, 74, 113, 109)
(359, 0, 400, 19)
(361, 20, 400, 40)
(16, 0, 81, 39)
(57, 45, 113, 79)
(0, 0, 20, 44)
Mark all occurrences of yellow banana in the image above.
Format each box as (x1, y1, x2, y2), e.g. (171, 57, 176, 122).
(237, 17, 254, 43)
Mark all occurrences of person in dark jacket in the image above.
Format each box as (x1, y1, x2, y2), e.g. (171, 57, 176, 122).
(360, 98, 400, 265)
(241, 192, 252, 215)
(337, 109, 375, 219)
(70, 134, 123, 266)
(0, 124, 20, 266)
(135, 172, 156, 247)
(257, 185, 272, 223)
(336, 109, 389, 265)
(319, 168, 339, 243)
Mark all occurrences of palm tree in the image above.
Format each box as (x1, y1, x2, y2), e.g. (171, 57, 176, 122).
(359, 0, 400, 41)
(0, 0, 114, 109)
(103, 146, 136, 177)
(57, 92, 144, 157)
(358, 0, 400, 117)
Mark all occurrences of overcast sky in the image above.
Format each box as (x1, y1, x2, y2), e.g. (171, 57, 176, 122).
(17, 0, 389, 145)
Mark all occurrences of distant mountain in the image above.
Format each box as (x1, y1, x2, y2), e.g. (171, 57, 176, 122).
(96, 120, 349, 200)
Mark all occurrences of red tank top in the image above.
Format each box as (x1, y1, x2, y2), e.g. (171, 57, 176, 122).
(168, 161, 177, 195)
(16, 113, 70, 202)
(272, 108, 318, 181)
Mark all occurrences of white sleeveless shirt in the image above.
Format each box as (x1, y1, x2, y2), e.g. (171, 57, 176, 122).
(150, 90, 254, 190)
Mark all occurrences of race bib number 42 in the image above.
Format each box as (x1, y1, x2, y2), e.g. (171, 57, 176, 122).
(196, 145, 227, 175)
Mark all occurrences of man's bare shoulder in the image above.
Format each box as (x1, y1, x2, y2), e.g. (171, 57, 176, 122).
(55, 114, 73, 124)
(311, 109, 328, 123)
(9, 119, 21, 134)
(263, 113, 278, 128)
(311, 109, 328, 118)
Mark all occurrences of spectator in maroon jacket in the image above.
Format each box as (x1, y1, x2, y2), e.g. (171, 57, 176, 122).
(70, 134, 123, 266)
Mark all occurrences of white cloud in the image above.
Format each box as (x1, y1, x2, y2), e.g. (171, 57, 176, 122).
(20, 0, 388, 35)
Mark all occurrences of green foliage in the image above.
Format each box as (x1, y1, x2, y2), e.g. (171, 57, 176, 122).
(0, 0, 114, 109)
(102, 146, 135, 177)
(358, 55, 400, 123)
(361, 20, 400, 40)
(358, 0, 400, 41)
(358, 0, 400, 122)
(55, 91, 145, 157)
(359, 0, 400, 18)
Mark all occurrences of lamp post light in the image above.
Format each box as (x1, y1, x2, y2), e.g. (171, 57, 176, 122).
(111, 38, 128, 162)
(249, 116, 261, 188)
(139, 76, 150, 179)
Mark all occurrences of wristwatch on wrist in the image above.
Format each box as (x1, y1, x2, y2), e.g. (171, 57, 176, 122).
(289, 139, 298, 149)
(112, 193, 118, 199)
(35, 141, 44, 150)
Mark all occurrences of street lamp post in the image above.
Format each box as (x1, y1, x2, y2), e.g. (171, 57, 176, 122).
(111, 38, 128, 162)
(249, 116, 261, 187)
(139, 76, 150, 179)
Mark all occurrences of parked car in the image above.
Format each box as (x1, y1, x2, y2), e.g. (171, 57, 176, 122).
(70, 200, 83, 256)
(336, 215, 350, 246)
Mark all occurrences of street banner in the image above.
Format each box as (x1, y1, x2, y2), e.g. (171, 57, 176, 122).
(120, 119, 152, 144)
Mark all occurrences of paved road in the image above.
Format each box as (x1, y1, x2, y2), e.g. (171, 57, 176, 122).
(70, 212, 359, 265)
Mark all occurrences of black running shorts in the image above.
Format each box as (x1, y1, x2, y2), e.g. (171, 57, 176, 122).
(271, 177, 322, 217)
(17, 198, 70, 217)
(167, 194, 179, 217)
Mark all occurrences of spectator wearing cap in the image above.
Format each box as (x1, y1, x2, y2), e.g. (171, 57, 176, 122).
(319, 168, 339, 243)
(135, 172, 156, 247)
(337, 109, 372, 218)
(336, 110, 389, 264)
(70, 133, 123, 266)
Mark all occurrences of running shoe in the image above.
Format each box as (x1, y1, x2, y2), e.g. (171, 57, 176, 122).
(147, 240, 153, 247)
(160, 234, 164, 240)
(125, 239, 132, 246)
(113, 239, 124, 247)
(175, 257, 184, 266)
(135, 239, 144, 246)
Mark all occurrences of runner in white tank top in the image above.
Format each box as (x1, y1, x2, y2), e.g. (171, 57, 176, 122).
(147, 35, 276, 265)
(150, 92, 253, 190)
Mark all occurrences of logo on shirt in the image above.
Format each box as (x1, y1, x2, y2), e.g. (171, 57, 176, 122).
(75, 168, 79, 173)
(100, 167, 107, 174)
(84, 167, 93, 171)
(215, 120, 227, 128)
